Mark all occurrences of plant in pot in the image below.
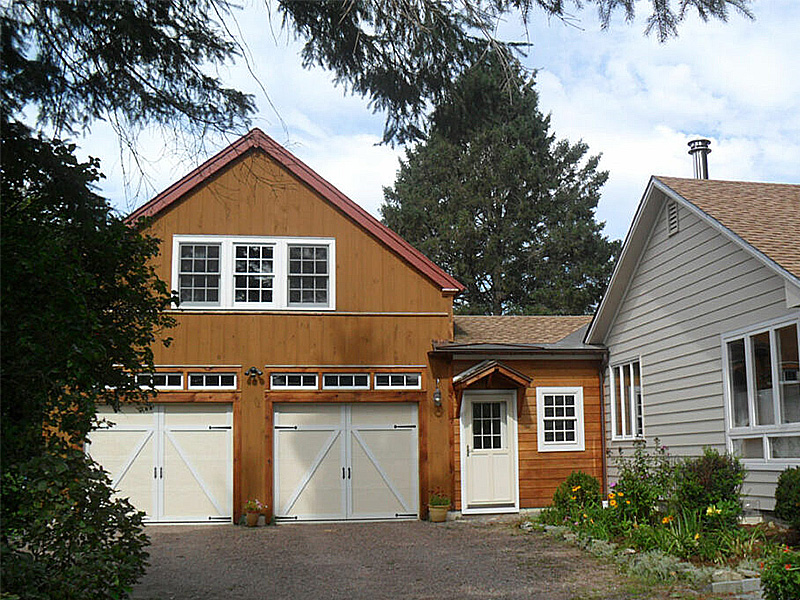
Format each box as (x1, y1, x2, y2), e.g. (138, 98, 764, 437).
(428, 489, 450, 523)
(243, 498, 266, 527)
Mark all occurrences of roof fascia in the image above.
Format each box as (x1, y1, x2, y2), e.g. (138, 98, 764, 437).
(651, 178, 800, 289)
(584, 177, 663, 344)
(125, 129, 464, 293)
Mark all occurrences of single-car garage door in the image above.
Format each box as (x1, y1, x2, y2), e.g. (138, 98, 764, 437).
(274, 403, 418, 521)
(88, 403, 233, 523)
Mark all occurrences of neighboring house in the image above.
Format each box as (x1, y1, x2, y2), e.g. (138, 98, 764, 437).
(87, 129, 605, 523)
(585, 175, 800, 510)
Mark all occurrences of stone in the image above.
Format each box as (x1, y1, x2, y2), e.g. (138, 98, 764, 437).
(712, 569, 744, 582)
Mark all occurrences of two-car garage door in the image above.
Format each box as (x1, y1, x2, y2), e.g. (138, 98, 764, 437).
(274, 403, 419, 521)
(88, 404, 233, 523)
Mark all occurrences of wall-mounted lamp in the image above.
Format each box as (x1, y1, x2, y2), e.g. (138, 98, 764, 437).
(433, 378, 442, 407)
(245, 366, 263, 378)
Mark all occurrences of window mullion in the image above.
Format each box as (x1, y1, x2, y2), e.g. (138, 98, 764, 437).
(770, 328, 781, 426)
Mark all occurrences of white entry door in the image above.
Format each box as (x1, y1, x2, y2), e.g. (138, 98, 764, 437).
(274, 403, 418, 521)
(88, 404, 233, 523)
(460, 390, 519, 514)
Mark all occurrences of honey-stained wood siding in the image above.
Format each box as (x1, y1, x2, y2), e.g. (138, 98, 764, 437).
(451, 359, 604, 510)
(142, 150, 454, 519)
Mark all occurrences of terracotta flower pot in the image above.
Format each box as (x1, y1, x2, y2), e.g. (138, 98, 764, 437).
(246, 511, 260, 527)
(428, 505, 448, 523)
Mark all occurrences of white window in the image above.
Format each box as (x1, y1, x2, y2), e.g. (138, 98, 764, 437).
(187, 372, 237, 389)
(373, 373, 421, 390)
(610, 361, 643, 439)
(271, 373, 318, 390)
(724, 319, 800, 463)
(322, 374, 370, 390)
(537, 387, 585, 452)
(172, 236, 335, 310)
(135, 373, 183, 390)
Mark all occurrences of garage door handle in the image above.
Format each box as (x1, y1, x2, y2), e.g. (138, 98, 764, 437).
(393, 424, 416, 429)
(342, 467, 345, 479)
(208, 425, 231, 430)
(275, 425, 298, 430)
(347, 467, 351, 479)
(154, 467, 157, 479)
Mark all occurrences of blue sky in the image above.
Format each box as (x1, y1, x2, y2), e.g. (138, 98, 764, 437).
(80, 1, 800, 241)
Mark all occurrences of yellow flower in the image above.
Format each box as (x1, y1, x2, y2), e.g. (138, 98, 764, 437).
(706, 505, 722, 516)
(590, 519, 594, 524)
(609, 499, 617, 507)
(694, 533, 700, 540)
(570, 495, 576, 501)
(661, 515, 674, 524)
(572, 485, 582, 492)
(608, 492, 616, 499)
(626, 500, 631, 505)
(583, 513, 588, 519)
(617, 492, 624, 497)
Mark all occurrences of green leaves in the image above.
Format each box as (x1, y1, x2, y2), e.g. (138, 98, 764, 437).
(381, 53, 619, 314)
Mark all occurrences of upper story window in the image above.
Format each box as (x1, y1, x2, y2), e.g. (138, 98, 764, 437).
(610, 360, 643, 440)
(172, 235, 335, 310)
(724, 319, 800, 462)
(537, 387, 585, 452)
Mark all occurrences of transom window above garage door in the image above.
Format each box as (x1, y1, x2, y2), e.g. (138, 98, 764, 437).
(188, 373, 237, 389)
(135, 372, 183, 390)
(271, 373, 318, 389)
(172, 235, 335, 310)
(374, 373, 421, 389)
(322, 374, 370, 389)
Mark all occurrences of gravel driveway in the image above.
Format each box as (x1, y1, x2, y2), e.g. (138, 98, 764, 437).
(133, 518, 656, 600)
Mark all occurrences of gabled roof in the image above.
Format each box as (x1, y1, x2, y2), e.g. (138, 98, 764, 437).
(585, 176, 800, 344)
(433, 315, 603, 355)
(125, 128, 464, 294)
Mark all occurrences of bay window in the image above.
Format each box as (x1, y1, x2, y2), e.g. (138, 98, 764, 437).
(724, 319, 800, 463)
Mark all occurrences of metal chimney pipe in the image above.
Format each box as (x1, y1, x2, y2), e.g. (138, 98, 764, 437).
(688, 139, 711, 179)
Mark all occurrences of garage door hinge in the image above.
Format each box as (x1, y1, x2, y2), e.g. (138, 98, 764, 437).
(275, 515, 298, 521)
(275, 425, 298, 430)
(393, 424, 416, 429)
(208, 425, 232, 430)
(395, 513, 417, 518)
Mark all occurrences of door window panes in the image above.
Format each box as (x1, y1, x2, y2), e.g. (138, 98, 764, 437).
(472, 402, 503, 450)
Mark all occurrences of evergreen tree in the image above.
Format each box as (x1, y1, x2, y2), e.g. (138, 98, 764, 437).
(382, 55, 621, 315)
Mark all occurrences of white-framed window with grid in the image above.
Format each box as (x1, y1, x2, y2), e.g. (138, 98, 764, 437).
(536, 387, 585, 452)
(723, 318, 800, 464)
(172, 235, 335, 310)
(322, 373, 370, 390)
(135, 372, 184, 390)
(373, 373, 422, 390)
(187, 372, 237, 389)
(610, 360, 644, 440)
(270, 373, 318, 390)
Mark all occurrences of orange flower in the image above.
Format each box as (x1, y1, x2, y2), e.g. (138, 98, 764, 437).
(785, 564, 792, 571)
(609, 499, 617, 507)
(661, 515, 674, 524)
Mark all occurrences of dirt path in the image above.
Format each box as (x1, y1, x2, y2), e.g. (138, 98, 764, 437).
(132, 519, 692, 600)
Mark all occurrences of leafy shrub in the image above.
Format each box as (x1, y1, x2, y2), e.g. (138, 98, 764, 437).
(1, 448, 150, 600)
(774, 466, 800, 529)
(673, 448, 744, 526)
(761, 547, 800, 600)
(552, 471, 601, 514)
(613, 438, 675, 522)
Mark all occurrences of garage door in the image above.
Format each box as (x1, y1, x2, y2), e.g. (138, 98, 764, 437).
(274, 403, 418, 521)
(88, 403, 233, 523)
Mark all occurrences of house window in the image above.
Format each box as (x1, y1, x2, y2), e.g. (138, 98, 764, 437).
(187, 373, 236, 389)
(178, 244, 220, 304)
(610, 361, 643, 439)
(724, 320, 800, 463)
(374, 373, 421, 389)
(234, 244, 273, 304)
(135, 373, 183, 390)
(172, 236, 335, 310)
(537, 387, 585, 452)
(288, 245, 329, 306)
(322, 374, 370, 389)
(271, 373, 318, 390)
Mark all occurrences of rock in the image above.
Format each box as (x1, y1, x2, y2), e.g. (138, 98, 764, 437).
(519, 521, 533, 531)
(738, 568, 760, 578)
(712, 569, 744, 582)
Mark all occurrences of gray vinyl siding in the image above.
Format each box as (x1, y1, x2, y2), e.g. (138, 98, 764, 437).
(604, 198, 800, 510)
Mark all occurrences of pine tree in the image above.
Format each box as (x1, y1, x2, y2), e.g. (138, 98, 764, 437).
(382, 55, 621, 315)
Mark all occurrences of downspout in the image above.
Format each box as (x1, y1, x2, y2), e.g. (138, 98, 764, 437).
(598, 352, 609, 496)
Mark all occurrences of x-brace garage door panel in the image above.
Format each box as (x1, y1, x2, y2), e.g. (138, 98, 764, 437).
(89, 404, 232, 523)
(274, 403, 418, 521)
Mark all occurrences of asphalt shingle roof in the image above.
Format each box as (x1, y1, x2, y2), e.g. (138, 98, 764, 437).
(656, 176, 800, 280)
(453, 315, 593, 345)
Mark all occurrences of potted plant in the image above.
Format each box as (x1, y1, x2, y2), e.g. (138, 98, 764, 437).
(243, 498, 265, 527)
(428, 489, 450, 523)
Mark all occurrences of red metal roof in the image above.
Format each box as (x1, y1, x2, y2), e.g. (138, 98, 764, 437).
(126, 128, 464, 293)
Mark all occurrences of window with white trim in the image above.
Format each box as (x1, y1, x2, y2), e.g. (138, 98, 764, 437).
(187, 372, 237, 389)
(322, 374, 370, 389)
(610, 361, 643, 439)
(172, 236, 335, 310)
(135, 373, 183, 390)
(373, 373, 421, 389)
(271, 373, 318, 390)
(537, 387, 585, 452)
(724, 319, 800, 462)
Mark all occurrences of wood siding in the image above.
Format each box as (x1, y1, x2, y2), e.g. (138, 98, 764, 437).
(452, 359, 604, 509)
(604, 194, 800, 510)
(142, 150, 454, 519)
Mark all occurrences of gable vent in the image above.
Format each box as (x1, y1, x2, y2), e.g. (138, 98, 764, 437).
(667, 201, 679, 236)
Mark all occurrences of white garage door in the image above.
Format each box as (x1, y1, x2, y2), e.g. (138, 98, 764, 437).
(88, 403, 233, 523)
(274, 403, 419, 521)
